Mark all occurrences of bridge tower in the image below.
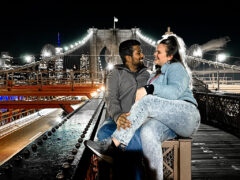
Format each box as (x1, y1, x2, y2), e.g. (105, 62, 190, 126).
(89, 28, 140, 77)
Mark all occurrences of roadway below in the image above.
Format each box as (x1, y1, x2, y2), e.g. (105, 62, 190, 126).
(0, 103, 83, 166)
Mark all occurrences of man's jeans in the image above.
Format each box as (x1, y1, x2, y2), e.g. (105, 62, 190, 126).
(97, 117, 142, 151)
(97, 117, 142, 180)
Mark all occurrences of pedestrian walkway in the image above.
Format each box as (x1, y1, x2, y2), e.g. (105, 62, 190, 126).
(192, 123, 240, 179)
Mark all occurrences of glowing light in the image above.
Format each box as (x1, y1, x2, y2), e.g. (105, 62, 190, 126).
(97, 89, 101, 92)
(64, 46, 69, 51)
(107, 63, 114, 70)
(114, 17, 118, 22)
(42, 51, 51, 57)
(55, 47, 63, 54)
(91, 92, 98, 97)
(193, 48, 203, 58)
(216, 53, 227, 62)
(101, 86, 105, 91)
(24, 55, 35, 63)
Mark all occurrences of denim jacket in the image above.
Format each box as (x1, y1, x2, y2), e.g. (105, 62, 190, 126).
(148, 62, 198, 106)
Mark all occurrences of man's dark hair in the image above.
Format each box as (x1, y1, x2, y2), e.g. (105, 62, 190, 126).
(119, 40, 141, 64)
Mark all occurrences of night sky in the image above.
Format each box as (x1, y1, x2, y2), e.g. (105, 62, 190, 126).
(0, 1, 239, 64)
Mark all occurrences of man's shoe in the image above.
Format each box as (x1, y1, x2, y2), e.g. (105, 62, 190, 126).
(84, 138, 117, 164)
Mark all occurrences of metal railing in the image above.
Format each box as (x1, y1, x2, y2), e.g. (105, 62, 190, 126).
(0, 109, 36, 127)
(194, 92, 240, 137)
(0, 70, 105, 90)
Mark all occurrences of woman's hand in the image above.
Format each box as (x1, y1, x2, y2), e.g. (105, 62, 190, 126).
(117, 113, 131, 130)
(135, 87, 147, 102)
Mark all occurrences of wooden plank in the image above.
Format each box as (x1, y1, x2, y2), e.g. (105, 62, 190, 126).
(179, 139, 191, 180)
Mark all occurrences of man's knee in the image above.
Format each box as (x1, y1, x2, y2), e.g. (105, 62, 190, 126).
(97, 121, 117, 141)
(126, 128, 142, 151)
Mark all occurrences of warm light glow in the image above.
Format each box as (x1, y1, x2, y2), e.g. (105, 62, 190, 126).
(91, 92, 98, 97)
(97, 89, 101, 92)
(101, 86, 105, 91)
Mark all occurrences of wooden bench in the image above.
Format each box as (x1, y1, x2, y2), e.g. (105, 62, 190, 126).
(162, 138, 192, 180)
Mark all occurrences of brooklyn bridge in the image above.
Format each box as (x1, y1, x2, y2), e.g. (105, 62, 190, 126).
(0, 28, 239, 180)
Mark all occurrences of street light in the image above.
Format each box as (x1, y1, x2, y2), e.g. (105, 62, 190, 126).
(216, 53, 227, 62)
(23, 55, 35, 63)
(216, 53, 227, 91)
(193, 47, 203, 58)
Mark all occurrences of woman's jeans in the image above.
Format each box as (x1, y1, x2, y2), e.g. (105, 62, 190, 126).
(112, 95, 200, 180)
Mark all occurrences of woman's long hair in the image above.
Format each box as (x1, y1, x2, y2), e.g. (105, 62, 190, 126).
(156, 34, 193, 87)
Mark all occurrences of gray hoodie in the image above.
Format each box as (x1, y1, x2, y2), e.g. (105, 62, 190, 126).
(105, 64, 150, 123)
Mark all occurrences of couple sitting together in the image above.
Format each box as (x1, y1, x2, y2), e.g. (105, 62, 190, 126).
(84, 34, 200, 180)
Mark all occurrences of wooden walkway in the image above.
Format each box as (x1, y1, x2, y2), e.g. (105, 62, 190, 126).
(192, 123, 240, 180)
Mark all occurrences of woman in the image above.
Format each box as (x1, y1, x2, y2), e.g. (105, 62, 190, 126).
(85, 34, 200, 180)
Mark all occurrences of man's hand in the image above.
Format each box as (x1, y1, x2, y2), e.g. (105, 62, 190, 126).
(135, 87, 147, 102)
(117, 113, 131, 130)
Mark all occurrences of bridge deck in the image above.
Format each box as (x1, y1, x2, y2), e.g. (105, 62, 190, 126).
(192, 123, 240, 179)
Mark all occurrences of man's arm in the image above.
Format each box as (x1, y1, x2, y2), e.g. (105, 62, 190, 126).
(105, 69, 133, 130)
(105, 69, 123, 123)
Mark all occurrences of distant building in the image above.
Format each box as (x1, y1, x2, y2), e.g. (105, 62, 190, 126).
(0, 52, 13, 70)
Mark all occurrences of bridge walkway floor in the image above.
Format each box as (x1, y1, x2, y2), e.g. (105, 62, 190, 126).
(192, 123, 240, 179)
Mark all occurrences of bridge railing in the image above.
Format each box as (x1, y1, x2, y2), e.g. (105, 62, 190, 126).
(0, 70, 105, 89)
(0, 109, 36, 127)
(194, 92, 240, 137)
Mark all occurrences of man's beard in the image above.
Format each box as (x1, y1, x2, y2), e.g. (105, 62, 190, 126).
(136, 60, 145, 70)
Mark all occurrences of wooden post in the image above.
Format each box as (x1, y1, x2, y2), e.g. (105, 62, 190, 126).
(179, 139, 192, 180)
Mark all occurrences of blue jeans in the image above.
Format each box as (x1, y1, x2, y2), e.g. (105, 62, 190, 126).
(97, 117, 142, 180)
(97, 117, 142, 151)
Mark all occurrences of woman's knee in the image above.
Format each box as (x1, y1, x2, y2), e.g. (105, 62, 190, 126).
(140, 122, 154, 141)
(140, 120, 160, 141)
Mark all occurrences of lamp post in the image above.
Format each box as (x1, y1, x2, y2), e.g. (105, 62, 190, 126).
(216, 53, 227, 91)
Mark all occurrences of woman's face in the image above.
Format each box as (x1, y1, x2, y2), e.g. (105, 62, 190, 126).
(154, 44, 173, 66)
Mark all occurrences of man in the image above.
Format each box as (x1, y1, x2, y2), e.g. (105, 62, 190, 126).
(94, 39, 149, 180)
(97, 39, 149, 152)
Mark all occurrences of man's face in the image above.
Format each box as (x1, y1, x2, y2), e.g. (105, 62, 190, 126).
(130, 45, 144, 67)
